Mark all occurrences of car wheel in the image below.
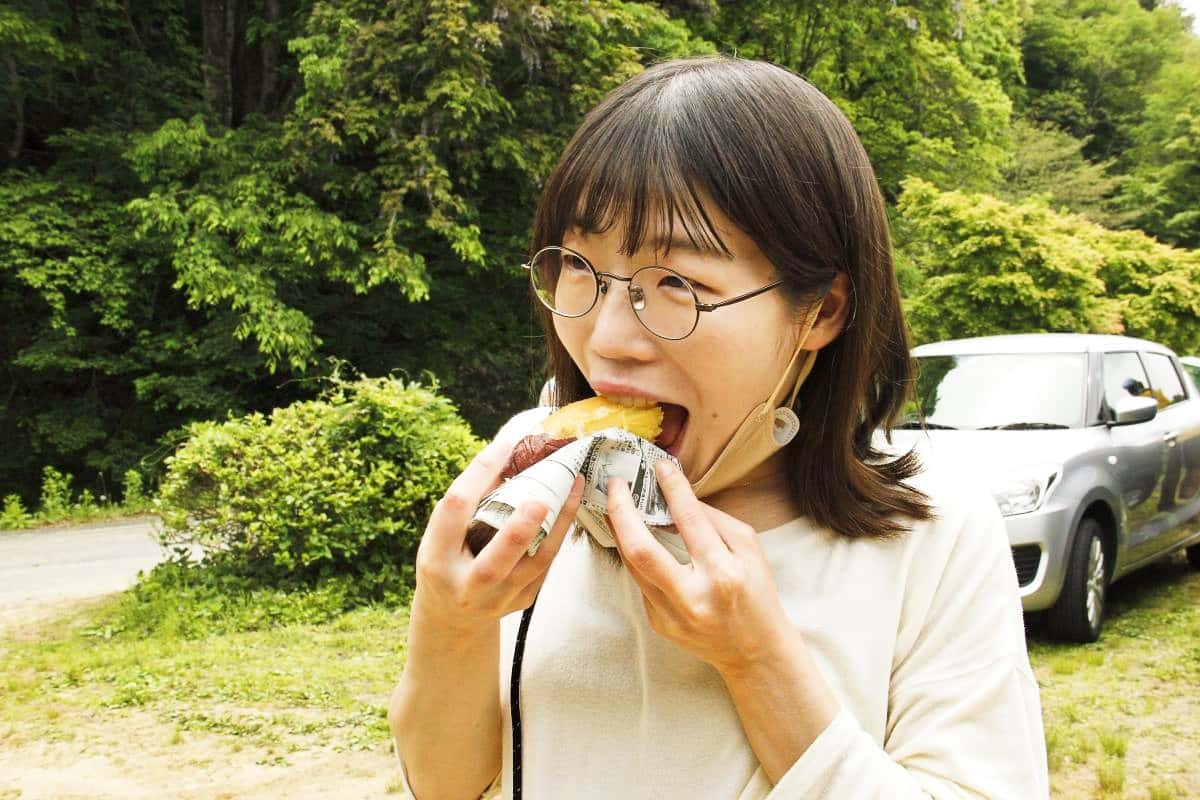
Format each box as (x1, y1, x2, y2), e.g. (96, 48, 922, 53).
(1047, 517, 1107, 643)
(1187, 543, 1200, 571)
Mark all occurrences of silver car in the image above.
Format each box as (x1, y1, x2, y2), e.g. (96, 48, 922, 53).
(889, 333, 1200, 642)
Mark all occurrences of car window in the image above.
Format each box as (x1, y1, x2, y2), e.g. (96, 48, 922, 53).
(1183, 361, 1200, 393)
(1142, 352, 1186, 407)
(906, 353, 1085, 429)
(1101, 352, 1152, 412)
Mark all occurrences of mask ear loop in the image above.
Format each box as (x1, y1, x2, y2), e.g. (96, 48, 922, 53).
(771, 299, 824, 446)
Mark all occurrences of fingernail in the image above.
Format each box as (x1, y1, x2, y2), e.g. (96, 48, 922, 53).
(656, 460, 676, 478)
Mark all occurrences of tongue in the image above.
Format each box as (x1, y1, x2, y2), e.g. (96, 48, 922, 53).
(655, 404, 688, 449)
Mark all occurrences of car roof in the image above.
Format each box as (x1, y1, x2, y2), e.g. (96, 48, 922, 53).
(1182, 355, 1200, 367)
(912, 333, 1177, 357)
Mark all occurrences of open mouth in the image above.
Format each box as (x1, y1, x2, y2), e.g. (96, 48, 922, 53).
(598, 393, 689, 456)
(655, 403, 689, 455)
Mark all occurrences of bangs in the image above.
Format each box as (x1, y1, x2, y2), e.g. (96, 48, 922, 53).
(539, 81, 735, 261)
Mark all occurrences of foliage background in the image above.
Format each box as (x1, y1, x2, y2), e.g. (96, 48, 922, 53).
(2, 0, 1199, 503)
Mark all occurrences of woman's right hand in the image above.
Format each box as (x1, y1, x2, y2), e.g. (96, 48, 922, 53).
(412, 434, 585, 635)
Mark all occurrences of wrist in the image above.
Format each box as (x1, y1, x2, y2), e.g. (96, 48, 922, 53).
(716, 619, 839, 719)
(710, 623, 796, 686)
(713, 612, 803, 682)
(409, 589, 499, 648)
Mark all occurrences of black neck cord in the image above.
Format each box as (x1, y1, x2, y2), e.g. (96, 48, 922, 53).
(510, 598, 537, 800)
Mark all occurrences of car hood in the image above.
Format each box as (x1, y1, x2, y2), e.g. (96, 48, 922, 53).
(881, 427, 1100, 486)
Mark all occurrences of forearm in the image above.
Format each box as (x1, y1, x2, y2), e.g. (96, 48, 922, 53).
(389, 593, 503, 800)
(716, 622, 839, 785)
(719, 633, 1046, 798)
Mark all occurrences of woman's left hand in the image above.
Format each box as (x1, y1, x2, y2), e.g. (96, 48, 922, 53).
(606, 459, 796, 677)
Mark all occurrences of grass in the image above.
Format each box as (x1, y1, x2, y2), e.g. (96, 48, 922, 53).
(1, 612, 405, 748)
(1097, 757, 1126, 796)
(1098, 728, 1129, 759)
(0, 501, 155, 533)
(1148, 782, 1181, 800)
(1, 549, 1198, 798)
(1027, 550, 1200, 798)
(0, 569, 409, 764)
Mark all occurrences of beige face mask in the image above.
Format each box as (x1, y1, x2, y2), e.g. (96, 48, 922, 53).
(689, 300, 824, 498)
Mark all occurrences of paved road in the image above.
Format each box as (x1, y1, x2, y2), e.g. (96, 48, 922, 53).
(0, 517, 165, 609)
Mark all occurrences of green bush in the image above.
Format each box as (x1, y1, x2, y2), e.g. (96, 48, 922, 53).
(76, 488, 99, 513)
(122, 469, 148, 510)
(157, 376, 482, 600)
(1, 494, 33, 530)
(38, 466, 73, 517)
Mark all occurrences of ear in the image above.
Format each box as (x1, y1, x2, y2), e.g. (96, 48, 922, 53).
(802, 272, 851, 351)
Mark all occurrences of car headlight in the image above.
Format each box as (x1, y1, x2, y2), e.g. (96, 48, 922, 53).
(990, 464, 1061, 516)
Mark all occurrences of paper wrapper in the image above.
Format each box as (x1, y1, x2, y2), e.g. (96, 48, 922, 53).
(467, 427, 691, 563)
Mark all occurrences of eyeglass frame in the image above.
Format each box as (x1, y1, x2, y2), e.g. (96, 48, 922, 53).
(521, 245, 784, 341)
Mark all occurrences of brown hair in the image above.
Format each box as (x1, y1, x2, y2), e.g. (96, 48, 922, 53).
(530, 55, 932, 539)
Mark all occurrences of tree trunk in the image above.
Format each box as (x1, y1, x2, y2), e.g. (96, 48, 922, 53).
(201, 0, 234, 127)
(121, 0, 146, 52)
(5, 52, 24, 162)
(259, 0, 282, 113)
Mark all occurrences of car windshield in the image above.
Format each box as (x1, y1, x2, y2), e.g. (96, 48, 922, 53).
(900, 352, 1086, 430)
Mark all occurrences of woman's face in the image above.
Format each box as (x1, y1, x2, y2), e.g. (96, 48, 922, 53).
(555, 206, 805, 483)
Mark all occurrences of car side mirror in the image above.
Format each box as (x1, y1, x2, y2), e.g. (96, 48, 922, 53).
(1109, 395, 1158, 426)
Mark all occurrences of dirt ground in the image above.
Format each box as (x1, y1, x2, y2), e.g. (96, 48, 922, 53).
(0, 597, 405, 800)
(0, 733, 399, 800)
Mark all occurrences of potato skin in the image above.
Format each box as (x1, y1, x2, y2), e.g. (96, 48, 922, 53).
(465, 433, 577, 555)
(499, 434, 576, 480)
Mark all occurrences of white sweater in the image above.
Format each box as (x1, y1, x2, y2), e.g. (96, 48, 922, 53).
(396, 409, 1049, 799)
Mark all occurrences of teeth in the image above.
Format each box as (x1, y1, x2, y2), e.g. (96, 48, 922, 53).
(602, 394, 655, 409)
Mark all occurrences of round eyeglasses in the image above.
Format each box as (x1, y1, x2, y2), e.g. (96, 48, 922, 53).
(522, 245, 783, 340)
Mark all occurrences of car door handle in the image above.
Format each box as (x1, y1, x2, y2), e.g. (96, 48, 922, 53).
(1163, 430, 1178, 445)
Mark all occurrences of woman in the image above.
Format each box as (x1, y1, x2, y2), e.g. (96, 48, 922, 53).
(389, 56, 1048, 799)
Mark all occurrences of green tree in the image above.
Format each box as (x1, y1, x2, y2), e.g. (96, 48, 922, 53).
(0, 150, 303, 500)
(676, 0, 1023, 196)
(1119, 47, 1200, 247)
(1018, 0, 1194, 162)
(273, 0, 710, 432)
(898, 178, 1200, 353)
(898, 178, 1120, 343)
(998, 117, 1132, 227)
(0, 0, 709, 500)
(0, 0, 299, 501)
(0, 5, 75, 161)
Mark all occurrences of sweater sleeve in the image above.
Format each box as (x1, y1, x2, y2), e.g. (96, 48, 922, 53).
(764, 486, 1050, 799)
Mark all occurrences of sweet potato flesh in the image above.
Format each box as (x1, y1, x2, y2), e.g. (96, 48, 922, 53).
(541, 396, 663, 441)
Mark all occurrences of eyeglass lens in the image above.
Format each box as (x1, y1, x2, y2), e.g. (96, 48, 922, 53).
(528, 248, 699, 339)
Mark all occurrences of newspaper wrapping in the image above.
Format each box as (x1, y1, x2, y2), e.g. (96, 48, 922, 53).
(469, 427, 688, 561)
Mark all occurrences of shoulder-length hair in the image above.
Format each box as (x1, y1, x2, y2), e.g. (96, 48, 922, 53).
(529, 55, 931, 539)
